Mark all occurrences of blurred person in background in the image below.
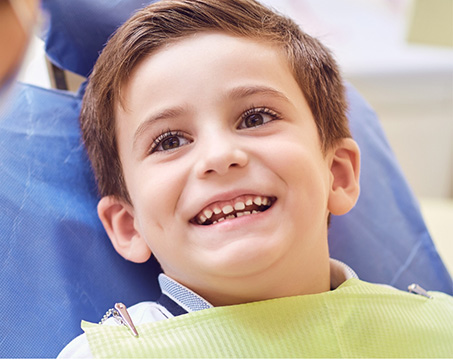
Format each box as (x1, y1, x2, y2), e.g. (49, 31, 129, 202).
(0, 0, 39, 106)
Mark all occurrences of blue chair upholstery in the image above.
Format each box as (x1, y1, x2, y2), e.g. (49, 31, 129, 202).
(328, 88, 452, 291)
(0, 1, 451, 357)
(0, 84, 162, 358)
(41, 0, 157, 77)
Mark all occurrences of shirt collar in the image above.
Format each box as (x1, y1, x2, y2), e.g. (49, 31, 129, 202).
(158, 258, 358, 316)
(158, 273, 213, 316)
(330, 258, 358, 289)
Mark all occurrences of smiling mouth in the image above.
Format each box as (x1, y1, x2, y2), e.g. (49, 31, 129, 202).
(191, 195, 276, 225)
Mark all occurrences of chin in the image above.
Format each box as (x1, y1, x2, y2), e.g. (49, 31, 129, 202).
(200, 234, 291, 278)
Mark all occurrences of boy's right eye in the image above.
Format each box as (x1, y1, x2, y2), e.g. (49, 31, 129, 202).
(149, 130, 191, 154)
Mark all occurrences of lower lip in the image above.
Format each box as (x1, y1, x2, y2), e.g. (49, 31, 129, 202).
(191, 202, 276, 231)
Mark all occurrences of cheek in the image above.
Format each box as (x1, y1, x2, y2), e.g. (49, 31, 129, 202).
(264, 137, 323, 181)
(262, 137, 330, 206)
(129, 162, 189, 225)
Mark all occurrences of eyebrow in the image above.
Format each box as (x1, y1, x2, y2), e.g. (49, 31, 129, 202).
(228, 85, 291, 102)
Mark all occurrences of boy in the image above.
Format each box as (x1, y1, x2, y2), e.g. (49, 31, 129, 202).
(60, 0, 453, 357)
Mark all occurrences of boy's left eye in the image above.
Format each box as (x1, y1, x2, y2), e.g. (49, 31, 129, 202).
(238, 107, 280, 129)
(149, 130, 191, 154)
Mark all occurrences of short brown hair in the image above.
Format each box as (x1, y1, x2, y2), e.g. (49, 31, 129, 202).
(81, 0, 351, 203)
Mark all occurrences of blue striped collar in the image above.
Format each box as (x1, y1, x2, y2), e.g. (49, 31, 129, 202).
(157, 274, 212, 316)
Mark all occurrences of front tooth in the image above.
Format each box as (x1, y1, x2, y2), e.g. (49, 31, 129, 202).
(253, 197, 262, 206)
(203, 209, 213, 219)
(222, 205, 234, 214)
(234, 201, 245, 210)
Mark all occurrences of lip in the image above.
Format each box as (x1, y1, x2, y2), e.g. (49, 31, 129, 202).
(189, 189, 276, 223)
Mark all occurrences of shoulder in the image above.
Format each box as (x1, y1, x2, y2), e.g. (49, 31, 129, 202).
(57, 333, 91, 359)
(337, 279, 453, 328)
(123, 300, 173, 323)
(58, 301, 169, 358)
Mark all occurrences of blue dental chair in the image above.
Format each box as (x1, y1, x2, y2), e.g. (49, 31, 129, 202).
(0, 1, 451, 357)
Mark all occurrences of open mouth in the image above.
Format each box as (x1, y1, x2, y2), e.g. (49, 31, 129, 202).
(191, 195, 276, 225)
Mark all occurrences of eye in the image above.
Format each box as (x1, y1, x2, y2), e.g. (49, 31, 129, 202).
(238, 107, 281, 129)
(149, 130, 191, 154)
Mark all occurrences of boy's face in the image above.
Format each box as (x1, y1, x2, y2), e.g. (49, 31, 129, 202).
(106, 32, 358, 304)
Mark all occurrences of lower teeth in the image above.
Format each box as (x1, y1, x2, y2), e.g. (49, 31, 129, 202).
(204, 209, 264, 225)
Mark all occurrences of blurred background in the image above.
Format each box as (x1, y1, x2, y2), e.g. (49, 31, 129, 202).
(17, 0, 453, 273)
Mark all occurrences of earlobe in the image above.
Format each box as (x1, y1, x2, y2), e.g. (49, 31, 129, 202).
(97, 196, 152, 263)
(327, 138, 361, 216)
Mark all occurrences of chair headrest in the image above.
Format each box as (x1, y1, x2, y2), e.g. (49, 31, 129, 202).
(41, 0, 158, 77)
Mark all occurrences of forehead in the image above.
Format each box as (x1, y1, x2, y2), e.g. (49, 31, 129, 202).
(116, 32, 298, 114)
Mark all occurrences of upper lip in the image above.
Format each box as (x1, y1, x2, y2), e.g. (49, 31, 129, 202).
(189, 189, 275, 222)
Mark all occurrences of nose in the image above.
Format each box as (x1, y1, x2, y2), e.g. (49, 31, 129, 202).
(194, 133, 249, 178)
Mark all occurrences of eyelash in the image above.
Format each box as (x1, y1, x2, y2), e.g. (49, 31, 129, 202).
(149, 129, 190, 154)
(148, 107, 281, 154)
(238, 106, 282, 129)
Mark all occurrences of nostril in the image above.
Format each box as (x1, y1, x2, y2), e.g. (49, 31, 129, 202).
(195, 148, 248, 178)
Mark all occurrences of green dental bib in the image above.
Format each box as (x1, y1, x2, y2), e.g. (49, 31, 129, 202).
(82, 279, 453, 358)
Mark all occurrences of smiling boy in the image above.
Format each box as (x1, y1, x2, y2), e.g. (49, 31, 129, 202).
(100, 30, 361, 306)
(59, 0, 453, 357)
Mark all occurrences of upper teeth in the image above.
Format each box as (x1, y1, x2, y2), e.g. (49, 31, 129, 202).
(222, 205, 234, 214)
(193, 195, 274, 225)
(234, 202, 245, 210)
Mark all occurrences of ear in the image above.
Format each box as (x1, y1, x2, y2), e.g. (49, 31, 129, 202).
(327, 138, 361, 216)
(97, 196, 152, 263)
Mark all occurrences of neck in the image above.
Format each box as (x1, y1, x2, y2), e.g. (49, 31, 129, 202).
(187, 250, 331, 307)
